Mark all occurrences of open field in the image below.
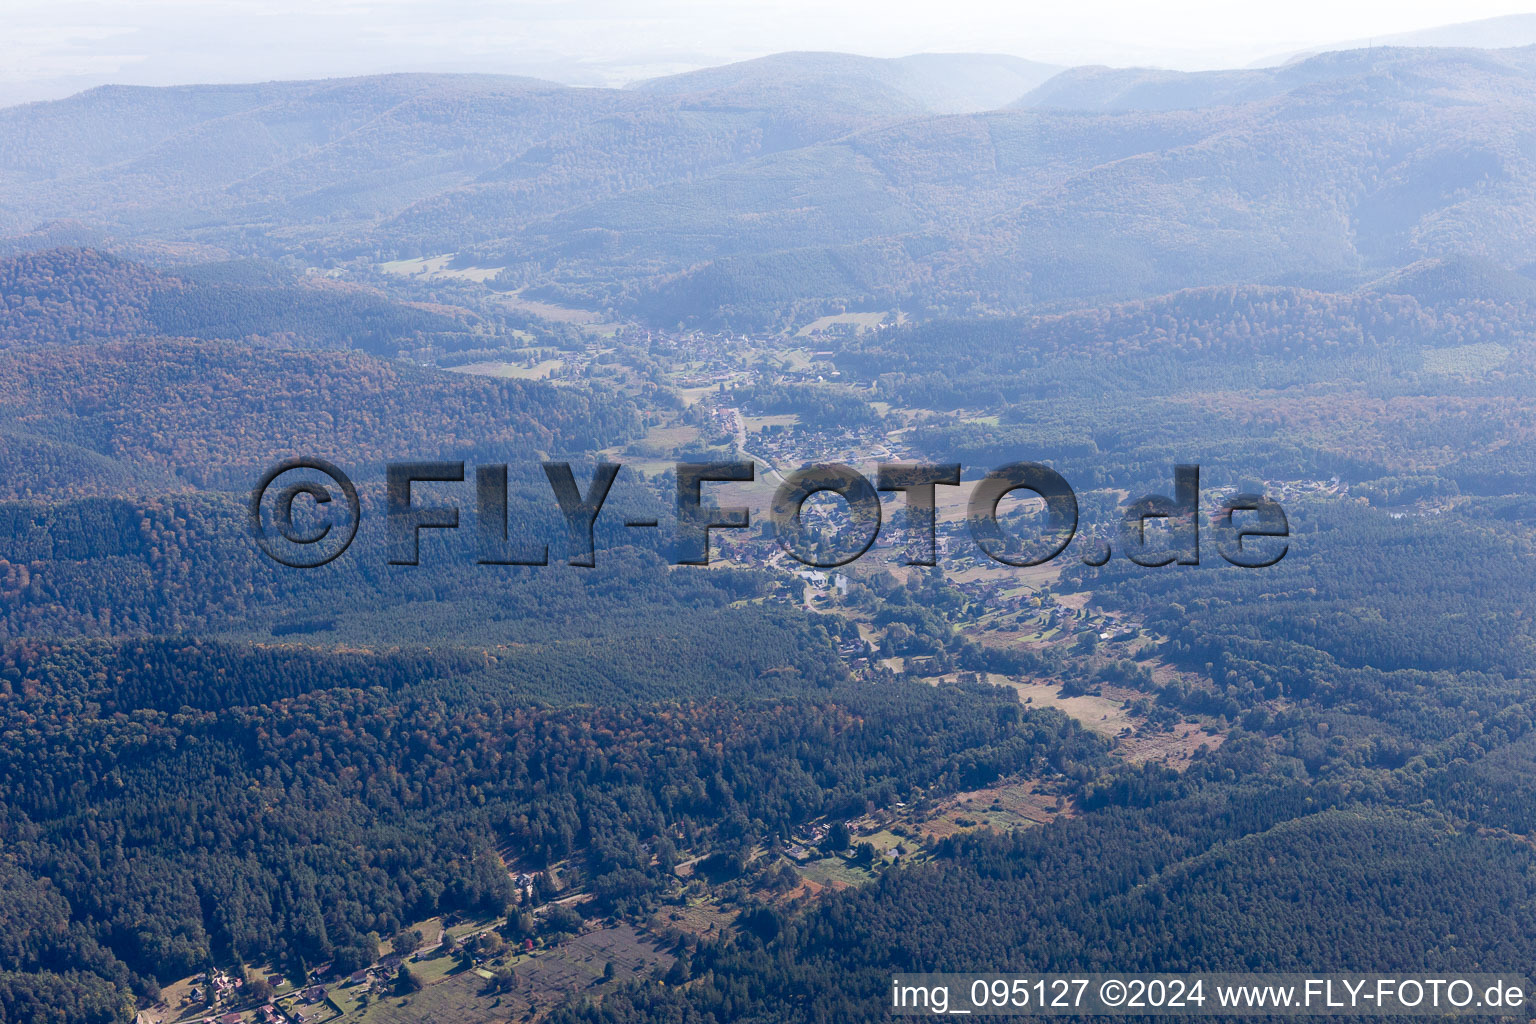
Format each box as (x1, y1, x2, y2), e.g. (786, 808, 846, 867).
(794, 311, 901, 336)
(741, 413, 799, 431)
(795, 854, 875, 890)
(379, 256, 620, 334)
(1422, 342, 1509, 376)
(378, 254, 504, 283)
(492, 290, 613, 329)
(1007, 678, 1224, 767)
(628, 421, 701, 452)
(1008, 679, 1135, 738)
(347, 924, 672, 1024)
(449, 358, 564, 380)
(651, 897, 737, 940)
(945, 559, 1060, 589)
(918, 778, 1063, 840)
(345, 968, 489, 1024)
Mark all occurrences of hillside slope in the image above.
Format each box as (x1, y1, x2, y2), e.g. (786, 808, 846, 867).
(4, 49, 1536, 324)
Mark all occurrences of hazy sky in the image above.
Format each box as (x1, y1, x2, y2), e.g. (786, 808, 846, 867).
(5, 0, 1536, 106)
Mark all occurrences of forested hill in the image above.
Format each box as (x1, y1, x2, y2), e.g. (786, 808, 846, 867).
(529, 45, 1536, 324)
(0, 639, 1098, 1017)
(1009, 44, 1536, 111)
(0, 338, 642, 494)
(837, 278, 1536, 411)
(0, 246, 645, 495)
(0, 66, 942, 251)
(830, 279, 1536, 489)
(0, 247, 477, 354)
(4, 48, 1536, 324)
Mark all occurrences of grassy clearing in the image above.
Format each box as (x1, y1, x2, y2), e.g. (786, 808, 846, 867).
(406, 949, 463, 985)
(347, 924, 672, 1024)
(491, 290, 610, 327)
(794, 311, 896, 336)
(796, 855, 874, 889)
(378, 254, 504, 283)
(742, 413, 799, 431)
(448, 358, 564, 380)
(1422, 342, 1509, 376)
(652, 898, 736, 939)
(1007, 680, 1133, 739)
(1006, 678, 1224, 767)
(674, 384, 718, 407)
(350, 970, 487, 1024)
(918, 778, 1061, 840)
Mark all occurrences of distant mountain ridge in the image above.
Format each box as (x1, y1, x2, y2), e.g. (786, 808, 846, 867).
(1015, 44, 1536, 111)
(1256, 13, 1536, 67)
(633, 51, 1063, 114)
(5, 47, 1536, 325)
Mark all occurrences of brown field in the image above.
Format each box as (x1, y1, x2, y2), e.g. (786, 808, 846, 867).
(1007, 678, 1225, 767)
(353, 923, 671, 1024)
(1117, 720, 1223, 765)
(917, 778, 1063, 840)
(945, 560, 1061, 589)
(651, 898, 737, 939)
(1007, 680, 1135, 738)
(492, 290, 612, 328)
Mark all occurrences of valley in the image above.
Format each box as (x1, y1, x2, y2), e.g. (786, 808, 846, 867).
(4, 37, 1536, 1024)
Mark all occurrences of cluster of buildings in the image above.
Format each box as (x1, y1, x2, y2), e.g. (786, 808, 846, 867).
(162, 959, 348, 1024)
(740, 423, 899, 472)
(794, 569, 849, 595)
(785, 822, 834, 860)
(709, 404, 742, 440)
(188, 991, 324, 1024)
(185, 968, 240, 1007)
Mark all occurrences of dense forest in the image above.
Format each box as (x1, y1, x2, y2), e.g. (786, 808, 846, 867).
(824, 280, 1536, 491)
(553, 784, 1536, 1023)
(0, 247, 592, 363)
(0, 338, 641, 494)
(0, 642, 1101, 1004)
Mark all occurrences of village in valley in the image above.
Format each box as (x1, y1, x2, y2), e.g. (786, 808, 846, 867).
(133, 324, 1255, 1024)
(118, 273, 1343, 1024)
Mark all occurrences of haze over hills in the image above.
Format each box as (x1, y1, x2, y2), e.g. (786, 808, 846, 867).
(496, 45, 1536, 321)
(632, 51, 1063, 114)
(1007, 45, 1499, 112)
(1256, 13, 1536, 67)
(3, 45, 1536, 326)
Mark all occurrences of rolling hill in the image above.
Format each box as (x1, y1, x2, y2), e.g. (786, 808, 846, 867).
(1256, 13, 1536, 67)
(4, 47, 1536, 325)
(0, 247, 479, 354)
